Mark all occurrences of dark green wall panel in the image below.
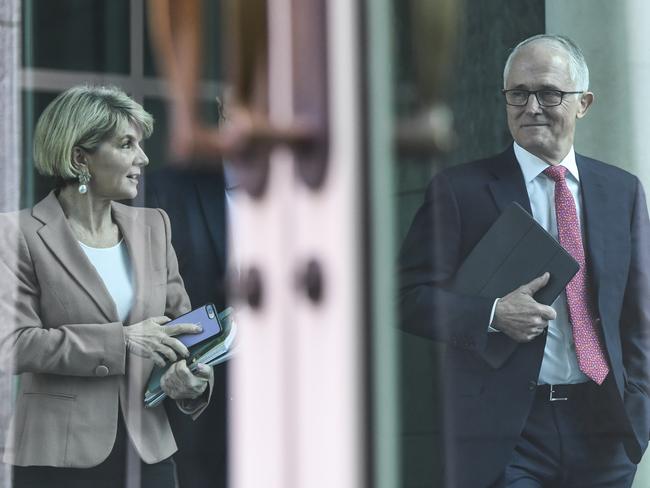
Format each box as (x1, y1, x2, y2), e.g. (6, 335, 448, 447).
(396, 2, 545, 487)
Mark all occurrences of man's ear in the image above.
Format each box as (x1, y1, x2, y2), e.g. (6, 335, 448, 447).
(576, 91, 594, 119)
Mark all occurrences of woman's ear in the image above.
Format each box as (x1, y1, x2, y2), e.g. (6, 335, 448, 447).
(71, 146, 88, 172)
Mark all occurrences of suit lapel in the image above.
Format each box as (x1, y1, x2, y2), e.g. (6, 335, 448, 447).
(479, 148, 535, 368)
(487, 147, 532, 214)
(576, 155, 608, 305)
(34, 192, 119, 322)
(482, 147, 551, 368)
(195, 174, 227, 270)
(112, 202, 152, 324)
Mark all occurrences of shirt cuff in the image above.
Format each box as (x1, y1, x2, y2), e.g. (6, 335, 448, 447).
(488, 298, 500, 333)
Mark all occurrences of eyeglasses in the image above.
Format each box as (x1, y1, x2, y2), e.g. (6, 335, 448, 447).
(502, 89, 584, 107)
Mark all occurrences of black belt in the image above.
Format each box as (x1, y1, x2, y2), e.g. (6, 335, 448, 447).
(536, 382, 594, 402)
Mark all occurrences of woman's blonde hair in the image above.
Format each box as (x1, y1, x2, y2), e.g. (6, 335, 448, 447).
(33, 85, 154, 180)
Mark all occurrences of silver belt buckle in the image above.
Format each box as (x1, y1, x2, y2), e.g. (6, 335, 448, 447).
(549, 385, 568, 401)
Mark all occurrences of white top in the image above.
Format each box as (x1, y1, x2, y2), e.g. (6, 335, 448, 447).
(79, 240, 134, 323)
(513, 142, 589, 385)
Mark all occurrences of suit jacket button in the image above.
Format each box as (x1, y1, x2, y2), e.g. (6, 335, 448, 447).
(528, 380, 536, 391)
(95, 365, 109, 377)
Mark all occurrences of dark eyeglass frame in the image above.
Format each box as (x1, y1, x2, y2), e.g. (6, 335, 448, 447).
(502, 89, 584, 107)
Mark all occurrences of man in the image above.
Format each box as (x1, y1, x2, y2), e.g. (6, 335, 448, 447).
(146, 165, 230, 488)
(399, 34, 650, 487)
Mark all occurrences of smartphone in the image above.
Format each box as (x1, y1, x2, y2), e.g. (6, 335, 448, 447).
(166, 303, 223, 348)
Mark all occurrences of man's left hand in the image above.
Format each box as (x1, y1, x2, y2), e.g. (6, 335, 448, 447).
(161, 361, 212, 400)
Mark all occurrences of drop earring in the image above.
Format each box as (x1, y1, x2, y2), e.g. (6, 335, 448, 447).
(78, 169, 91, 194)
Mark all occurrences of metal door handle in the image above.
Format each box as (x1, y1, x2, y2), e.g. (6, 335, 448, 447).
(393, 0, 458, 156)
(147, 0, 327, 196)
(394, 105, 454, 156)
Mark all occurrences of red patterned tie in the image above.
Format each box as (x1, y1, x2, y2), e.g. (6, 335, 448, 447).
(544, 165, 609, 384)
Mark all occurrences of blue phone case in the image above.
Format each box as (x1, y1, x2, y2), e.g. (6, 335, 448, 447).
(166, 304, 223, 348)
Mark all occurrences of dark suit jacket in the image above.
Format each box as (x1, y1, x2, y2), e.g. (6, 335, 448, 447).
(145, 168, 229, 488)
(0, 191, 200, 467)
(399, 146, 650, 487)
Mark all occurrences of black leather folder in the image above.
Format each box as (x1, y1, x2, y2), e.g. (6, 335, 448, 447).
(453, 202, 580, 367)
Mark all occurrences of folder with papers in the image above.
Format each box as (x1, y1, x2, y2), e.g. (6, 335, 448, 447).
(144, 307, 238, 408)
(452, 202, 580, 367)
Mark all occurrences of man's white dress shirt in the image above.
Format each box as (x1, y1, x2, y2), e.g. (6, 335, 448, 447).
(513, 142, 589, 385)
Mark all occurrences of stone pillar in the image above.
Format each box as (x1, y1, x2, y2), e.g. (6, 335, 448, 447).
(0, 1, 20, 485)
(546, 2, 650, 486)
(0, 0, 21, 213)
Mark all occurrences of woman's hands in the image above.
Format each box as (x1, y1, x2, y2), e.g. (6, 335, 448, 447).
(161, 361, 212, 400)
(123, 316, 201, 367)
(125, 316, 211, 400)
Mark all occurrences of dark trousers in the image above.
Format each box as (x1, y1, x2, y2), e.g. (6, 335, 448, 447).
(165, 363, 228, 488)
(504, 381, 636, 488)
(12, 412, 176, 488)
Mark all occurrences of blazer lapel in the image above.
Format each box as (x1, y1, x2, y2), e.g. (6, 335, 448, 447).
(34, 192, 118, 322)
(482, 147, 536, 368)
(112, 202, 152, 324)
(487, 147, 533, 214)
(575, 155, 608, 307)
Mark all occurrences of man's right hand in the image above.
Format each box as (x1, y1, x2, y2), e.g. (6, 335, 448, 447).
(491, 273, 557, 343)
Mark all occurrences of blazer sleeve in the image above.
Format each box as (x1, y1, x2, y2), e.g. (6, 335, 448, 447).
(398, 172, 496, 353)
(0, 215, 126, 376)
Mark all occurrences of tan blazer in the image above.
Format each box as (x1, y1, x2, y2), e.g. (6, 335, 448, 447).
(0, 191, 199, 468)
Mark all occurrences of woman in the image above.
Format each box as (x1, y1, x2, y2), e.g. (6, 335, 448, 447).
(0, 85, 212, 487)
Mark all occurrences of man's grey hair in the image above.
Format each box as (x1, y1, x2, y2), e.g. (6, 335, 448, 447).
(503, 34, 590, 91)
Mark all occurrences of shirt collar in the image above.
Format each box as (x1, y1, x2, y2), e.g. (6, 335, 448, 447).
(513, 142, 579, 184)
